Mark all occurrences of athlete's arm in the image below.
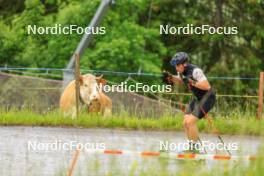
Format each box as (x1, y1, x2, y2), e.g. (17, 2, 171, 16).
(192, 68, 211, 90)
(194, 80, 211, 90)
(170, 75, 183, 85)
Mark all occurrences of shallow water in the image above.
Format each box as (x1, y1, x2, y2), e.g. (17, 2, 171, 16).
(0, 126, 262, 176)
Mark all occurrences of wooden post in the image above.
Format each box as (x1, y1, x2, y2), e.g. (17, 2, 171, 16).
(75, 53, 80, 118)
(257, 72, 264, 120)
(67, 144, 81, 176)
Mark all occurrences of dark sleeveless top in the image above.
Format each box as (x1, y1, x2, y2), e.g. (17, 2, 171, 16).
(182, 64, 211, 100)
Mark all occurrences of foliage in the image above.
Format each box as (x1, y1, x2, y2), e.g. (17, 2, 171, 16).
(0, 0, 263, 94)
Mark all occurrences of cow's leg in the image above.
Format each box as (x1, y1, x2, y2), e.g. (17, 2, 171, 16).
(62, 109, 71, 118)
(71, 107, 77, 119)
(103, 108, 112, 117)
(64, 111, 69, 117)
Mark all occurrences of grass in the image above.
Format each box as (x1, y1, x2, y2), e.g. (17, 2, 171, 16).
(0, 109, 264, 136)
(61, 146, 264, 176)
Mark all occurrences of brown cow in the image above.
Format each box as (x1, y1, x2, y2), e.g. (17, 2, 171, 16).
(88, 91, 112, 116)
(87, 76, 112, 116)
(60, 74, 112, 118)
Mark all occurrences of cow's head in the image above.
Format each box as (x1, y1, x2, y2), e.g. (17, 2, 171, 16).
(79, 74, 106, 105)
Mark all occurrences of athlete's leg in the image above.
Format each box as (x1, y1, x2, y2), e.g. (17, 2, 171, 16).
(183, 114, 199, 141)
(184, 91, 216, 142)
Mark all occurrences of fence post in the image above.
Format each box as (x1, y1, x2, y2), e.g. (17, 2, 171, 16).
(257, 72, 264, 120)
(75, 53, 80, 118)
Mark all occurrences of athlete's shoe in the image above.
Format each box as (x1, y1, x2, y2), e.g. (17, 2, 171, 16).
(178, 141, 201, 154)
(178, 148, 200, 154)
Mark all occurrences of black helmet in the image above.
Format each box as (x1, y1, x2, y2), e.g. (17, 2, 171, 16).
(170, 52, 189, 66)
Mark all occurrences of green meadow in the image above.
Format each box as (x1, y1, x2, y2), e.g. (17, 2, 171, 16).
(1, 110, 263, 136)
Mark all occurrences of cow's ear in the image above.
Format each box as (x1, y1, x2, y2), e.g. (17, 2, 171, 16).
(79, 76, 83, 85)
(97, 78, 107, 85)
(96, 74, 106, 85)
(96, 74, 103, 80)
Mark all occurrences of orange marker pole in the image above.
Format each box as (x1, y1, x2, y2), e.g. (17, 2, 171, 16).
(67, 145, 81, 176)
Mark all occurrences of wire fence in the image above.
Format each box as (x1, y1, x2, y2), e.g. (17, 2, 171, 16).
(0, 67, 261, 117)
(0, 67, 260, 80)
(0, 71, 179, 117)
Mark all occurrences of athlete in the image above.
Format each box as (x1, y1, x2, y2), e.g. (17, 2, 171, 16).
(164, 52, 216, 151)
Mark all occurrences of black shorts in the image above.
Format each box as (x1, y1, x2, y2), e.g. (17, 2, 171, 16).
(186, 90, 216, 119)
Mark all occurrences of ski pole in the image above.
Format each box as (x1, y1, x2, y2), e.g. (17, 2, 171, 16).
(200, 107, 232, 156)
